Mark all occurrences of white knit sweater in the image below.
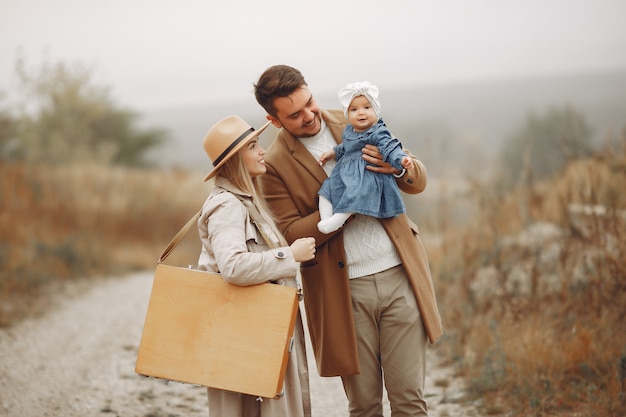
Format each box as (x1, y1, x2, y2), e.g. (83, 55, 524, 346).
(299, 121, 402, 278)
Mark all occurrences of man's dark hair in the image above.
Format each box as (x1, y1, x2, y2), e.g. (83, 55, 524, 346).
(254, 65, 307, 117)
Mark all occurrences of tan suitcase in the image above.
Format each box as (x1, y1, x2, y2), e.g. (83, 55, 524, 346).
(135, 211, 299, 398)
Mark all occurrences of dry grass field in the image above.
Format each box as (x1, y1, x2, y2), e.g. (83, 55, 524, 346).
(1, 138, 625, 415)
(0, 163, 207, 325)
(428, 141, 626, 416)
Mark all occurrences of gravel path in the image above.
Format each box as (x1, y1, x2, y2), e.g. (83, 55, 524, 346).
(0, 272, 480, 417)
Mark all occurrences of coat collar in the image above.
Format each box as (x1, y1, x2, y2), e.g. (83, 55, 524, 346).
(274, 109, 347, 185)
(321, 109, 347, 142)
(213, 176, 252, 200)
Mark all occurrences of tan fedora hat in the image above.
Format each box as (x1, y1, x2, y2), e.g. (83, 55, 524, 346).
(202, 115, 271, 181)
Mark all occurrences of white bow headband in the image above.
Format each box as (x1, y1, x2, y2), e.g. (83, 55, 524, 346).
(337, 81, 381, 119)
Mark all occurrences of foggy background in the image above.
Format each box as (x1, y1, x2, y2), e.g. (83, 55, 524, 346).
(3, 3, 626, 415)
(2, 0, 626, 174)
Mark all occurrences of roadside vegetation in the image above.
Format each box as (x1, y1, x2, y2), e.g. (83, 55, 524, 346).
(427, 111, 626, 416)
(0, 57, 203, 324)
(1, 57, 624, 416)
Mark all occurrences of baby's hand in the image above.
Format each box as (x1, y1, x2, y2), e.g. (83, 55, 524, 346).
(401, 156, 414, 170)
(319, 150, 336, 166)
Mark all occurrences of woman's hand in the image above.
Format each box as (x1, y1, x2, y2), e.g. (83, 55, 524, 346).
(290, 237, 316, 262)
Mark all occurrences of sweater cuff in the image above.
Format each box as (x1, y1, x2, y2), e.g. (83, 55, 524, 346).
(393, 169, 406, 179)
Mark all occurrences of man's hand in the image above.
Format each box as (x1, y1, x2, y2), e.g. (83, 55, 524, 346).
(361, 144, 402, 175)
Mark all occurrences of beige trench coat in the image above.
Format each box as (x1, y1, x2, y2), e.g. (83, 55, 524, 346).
(260, 109, 443, 377)
(197, 177, 311, 417)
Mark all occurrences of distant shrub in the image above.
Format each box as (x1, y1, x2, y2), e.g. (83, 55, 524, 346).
(497, 105, 593, 189)
(0, 55, 167, 167)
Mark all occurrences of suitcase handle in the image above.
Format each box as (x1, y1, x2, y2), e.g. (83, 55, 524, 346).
(158, 210, 202, 264)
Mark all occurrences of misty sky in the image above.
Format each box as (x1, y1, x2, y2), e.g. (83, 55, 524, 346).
(2, 0, 626, 112)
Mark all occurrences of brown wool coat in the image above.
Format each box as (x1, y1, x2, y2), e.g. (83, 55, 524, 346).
(260, 109, 443, 377)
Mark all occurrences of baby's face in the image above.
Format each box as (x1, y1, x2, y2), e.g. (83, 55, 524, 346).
(347, 95, 378, 132)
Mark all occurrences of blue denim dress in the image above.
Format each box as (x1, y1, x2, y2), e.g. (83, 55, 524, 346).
(318, 119, 407, 218)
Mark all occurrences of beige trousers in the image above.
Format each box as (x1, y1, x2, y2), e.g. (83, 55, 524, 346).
(342, 265, 428, 417)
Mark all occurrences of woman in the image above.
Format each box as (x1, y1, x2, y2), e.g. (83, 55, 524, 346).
(197, 115, 315, 417)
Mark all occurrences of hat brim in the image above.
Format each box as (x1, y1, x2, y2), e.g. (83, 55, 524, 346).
(203, 121, 271, 182)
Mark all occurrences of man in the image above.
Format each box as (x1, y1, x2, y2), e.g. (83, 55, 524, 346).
(254, 65, 443, 417)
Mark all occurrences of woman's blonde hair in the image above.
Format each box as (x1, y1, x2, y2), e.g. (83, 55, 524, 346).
(218, 151, 288, 246)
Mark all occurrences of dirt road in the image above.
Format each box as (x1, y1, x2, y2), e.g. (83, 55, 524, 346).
(0, 272, 479, 417)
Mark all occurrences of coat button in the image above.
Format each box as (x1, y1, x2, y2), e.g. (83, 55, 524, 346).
(277, 251, 285, 258)
(338, 260, 344, 268)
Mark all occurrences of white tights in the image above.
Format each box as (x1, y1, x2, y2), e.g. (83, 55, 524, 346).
(317, 196, 353, 234)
